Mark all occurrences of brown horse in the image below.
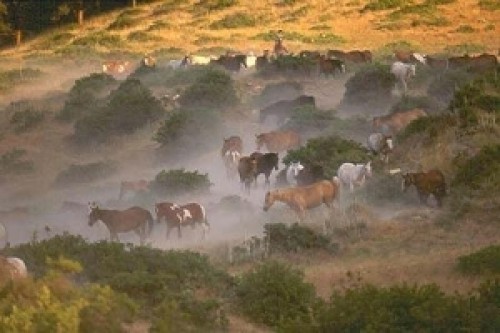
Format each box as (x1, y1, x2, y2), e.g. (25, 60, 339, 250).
(263, 178, 340, 222)
(373, 108, 428, 134)
(155, 202, 210, 239)
(222, 136, 243, 180)
(88, 204, 154, 245)
(119, 180, 150, 200)
(221, 136, 243, 157)
(402, 169, 446, 207)
(256, 130, 301, 153)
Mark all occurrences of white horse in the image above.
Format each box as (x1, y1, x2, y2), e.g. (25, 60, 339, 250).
(223, 150, 241, 180)
(245, 52, 257, 68)
(189, 55, 217, 65)
(367, 133, 393, 164)
(0, 256, 28, 280)
(286, 161, 304, 186)
(391, 61, 416, 95)
(167, 56, 190, 69)
(337, 161, 373, 192)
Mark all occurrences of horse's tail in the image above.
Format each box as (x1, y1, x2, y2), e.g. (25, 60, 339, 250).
(147, 211, 154, 236)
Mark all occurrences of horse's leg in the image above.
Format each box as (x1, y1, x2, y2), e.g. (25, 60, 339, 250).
(166, 225, 171, 240)
(178, 225, 182, 239)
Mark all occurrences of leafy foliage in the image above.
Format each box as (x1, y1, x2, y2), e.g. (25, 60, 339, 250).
(283, 135, 370, 178)
(150, 169, 212, 197)
(0, 68, 43, 92)
(281, 105, 336, 131)
(57, 73, 117, 122)
(397, 114, 457, 143)
(153, 111, 188, 146)
(74, 79, 164, 144)
(479, 0, 500, 10)
(363, 0, 405, 11)
(235, 261, 318, 329)
(179, 68, 238, 109)
(194, 0, 237, 13)
(457, 245, 500, 275)
(453, 145, 500, 192)
(10, 108, 44, 133)
(53, 161, 116, 187)
(343, 63, 396, 104)
(264, 223, 338, 254)
(389, 95, 438, 114)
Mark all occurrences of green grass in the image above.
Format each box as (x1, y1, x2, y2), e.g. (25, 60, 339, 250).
(456, 25, 475, 33)
(210, 12, 256, 29)
(73, 31, 123, 48)
(108, 13, 138, 30)
(128, 31, 162, 42)
(362, 0, 405, 11)
(444, 43, 486, 55)
(479, 0, 500, 11)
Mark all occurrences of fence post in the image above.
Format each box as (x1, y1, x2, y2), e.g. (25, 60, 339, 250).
(15, 30, 22, 47)
(78, 9, 84, 26)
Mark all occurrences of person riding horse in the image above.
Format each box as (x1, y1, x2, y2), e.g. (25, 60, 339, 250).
(273, 30, 289, 57)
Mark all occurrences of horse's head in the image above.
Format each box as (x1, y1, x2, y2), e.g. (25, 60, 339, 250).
(385, 135, 394, 150)
(402, 173, 416, 192)
(255, 134, 265, 151)
(88, 205, 100, 226)
(263, 191, 276, 212)
(364, 161, 373, 178)
(289, 161, 304, 177)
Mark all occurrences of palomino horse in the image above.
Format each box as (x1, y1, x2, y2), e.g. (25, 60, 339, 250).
(119, 180, 150, 200)
(337, 161, 372, 192)
(155, 202, 210, 239)
(372, 108, 428, 135)
(367, 133, 393, 164)
(88, 204, 154, 245)
(0, 256, 28, 283)
(390, 61, 416, 95)
(256, 130, 301, 153)
(263, 178, 340, 222)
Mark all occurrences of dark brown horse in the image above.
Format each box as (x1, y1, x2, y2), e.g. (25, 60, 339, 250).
(119, 180, 150, 200)
(88, 204, 154, 245)
(402, 169, 446, 207)
(155, 202, 210, 239)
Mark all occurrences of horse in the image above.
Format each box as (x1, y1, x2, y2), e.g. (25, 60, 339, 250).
(0, 256, 28, 282)
(221, 136, 243, 157)
(189, 55, 217, 65)
(318, 56, 345, 77)
(88, 204, 154, 245)
(238, 156, 258, 193)
(286, 161, 304, 186)
(373, 108, 428, 134)
(249, 152, 279, 186)
(155, 202, 209, 239)
(337, 161, 372, 192)
(102, 60, 132, 75)
(168, 56, 191, 69)
(402, 169, 446, 207)
(259, 95, 315, 125)
(367, 133, 393, 164)
(256, 130, 301, 153)
(119, 180, 150, 200)
(390, 61, 416, 95)
(223, 150, 241, 180)
(263, 178, 340, 222)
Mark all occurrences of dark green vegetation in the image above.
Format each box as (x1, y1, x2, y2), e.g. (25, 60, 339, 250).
(453, 145, 500, 192)
(53, 161, 116, 188)
(281, 105, 336, 132)
(457, 245, 500, 276)
(264, 223, 338, 254)
(343, 63, 396, 105)
(0, 68, 43, 92)
(210, 12, 256, 29)
(150, 168, 212, 197)
(10, 108, 44, 133)
(284, 135, 370, 177)
(0, 148, 34, 175)
(389, 95, 438, 114)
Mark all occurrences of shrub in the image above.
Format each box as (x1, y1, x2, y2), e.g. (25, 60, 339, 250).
(281, 105, 336, 131)
(283, 135, 370, 178)
(194, 0, 237, 13)
(210, 12, 256, 29)
(10, 108, 44, 133)
(479, 0, 500, 10)
(363, 0, 405, 11)
(0, 148, 34, 175)
(153, 112, 188, 145)
(343, 63, 396, 104)
(389, 95, 438, 114)
(427, 69, 474, 106)
(235, 261, 318, 329)
(108, 13, 137, 30)
(150, 169, 212, 197)
(456, 25, 475, 33)
(318, 283, 469, 332)
(264, 223, 338, 254)
(253, 81, 303, 108)
(397, 114, 457, 142)
(179, 69, 238, 109)
(452, 145, 500, 192)
(73, 31, 123, 48)
(0, 68, 43, 92)
(57, 73, 117, 122)
(457, 245, 500, 275)
(74, 79, 164, 144)
(54, 161, 116, 187)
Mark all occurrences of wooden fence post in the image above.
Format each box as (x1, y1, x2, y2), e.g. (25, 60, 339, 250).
(78, 9, 84, 25)
(15, 30, 22, 47)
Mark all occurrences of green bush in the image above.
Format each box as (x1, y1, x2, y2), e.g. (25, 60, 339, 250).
(10, 108, 44, 133)
(264, 223, 338, 254)
(281, 105, 336, 131)
(389, 95, 438, 114)
(210, 12, 256, 29)
(54, 161, 116, 187)
(235, 261, 318, 329)
(362, 0, 405, 11)
(57, 73, 117, 122)
(397, 114, 456, 142)
(479, 0, 500, 10)
(457, 245, 500, 275)
(150, 168, 212, 197)
(283, 135, 370, 178)
(179, 69, 238, 109)
(153, 112, 188, 146)
(0, 68, 43, 92)
(73, 31, 123, 48)
(194, 0, 237, 13)
(453, 145, 500, 192)
(73, 79, 164, 144)
(426, 69, 474, 106)
(343, 63, 396, 104)
(253, 81, 303, 108)
(456, 25, 475, 33)
(0, 148, 34, 175)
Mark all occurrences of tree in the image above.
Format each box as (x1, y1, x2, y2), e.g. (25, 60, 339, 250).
(0, 1, 9, 33)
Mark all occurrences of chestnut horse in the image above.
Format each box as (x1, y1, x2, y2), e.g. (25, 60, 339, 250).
(263, 178, 340, 222)
(119, 180, 150, 200)
(88, 204, 154, 245)
(256, 130, 301, 153)
(373, 108, 428, 134)
(155, 202, 210, 239)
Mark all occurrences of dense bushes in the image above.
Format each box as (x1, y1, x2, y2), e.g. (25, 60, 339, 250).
(10, 108, 44, 133)
(284, 135, 370, 178)
(253, 81, 303, 108)
(74, 79, 164, 144)
(0, 68, 43, 92)
(264, 223, 338, 254)
(457, 245, 500, 275)
(235, 261, 318, 329)
(53, 161, 116, 187)
(343, 63, 396, 104)
(397, 114, 457, 142)
(281, 105, 336, 132)
(150, 168, 212, 197)
(178, 69, 238, 109)
(153, 111, 188, 145)
(453, 145, 500, 192)
(0, 148, 34, 175)
(58, 73, 117, 122)
(427, 69, 474, 106)
(389, 95, 438, 114)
